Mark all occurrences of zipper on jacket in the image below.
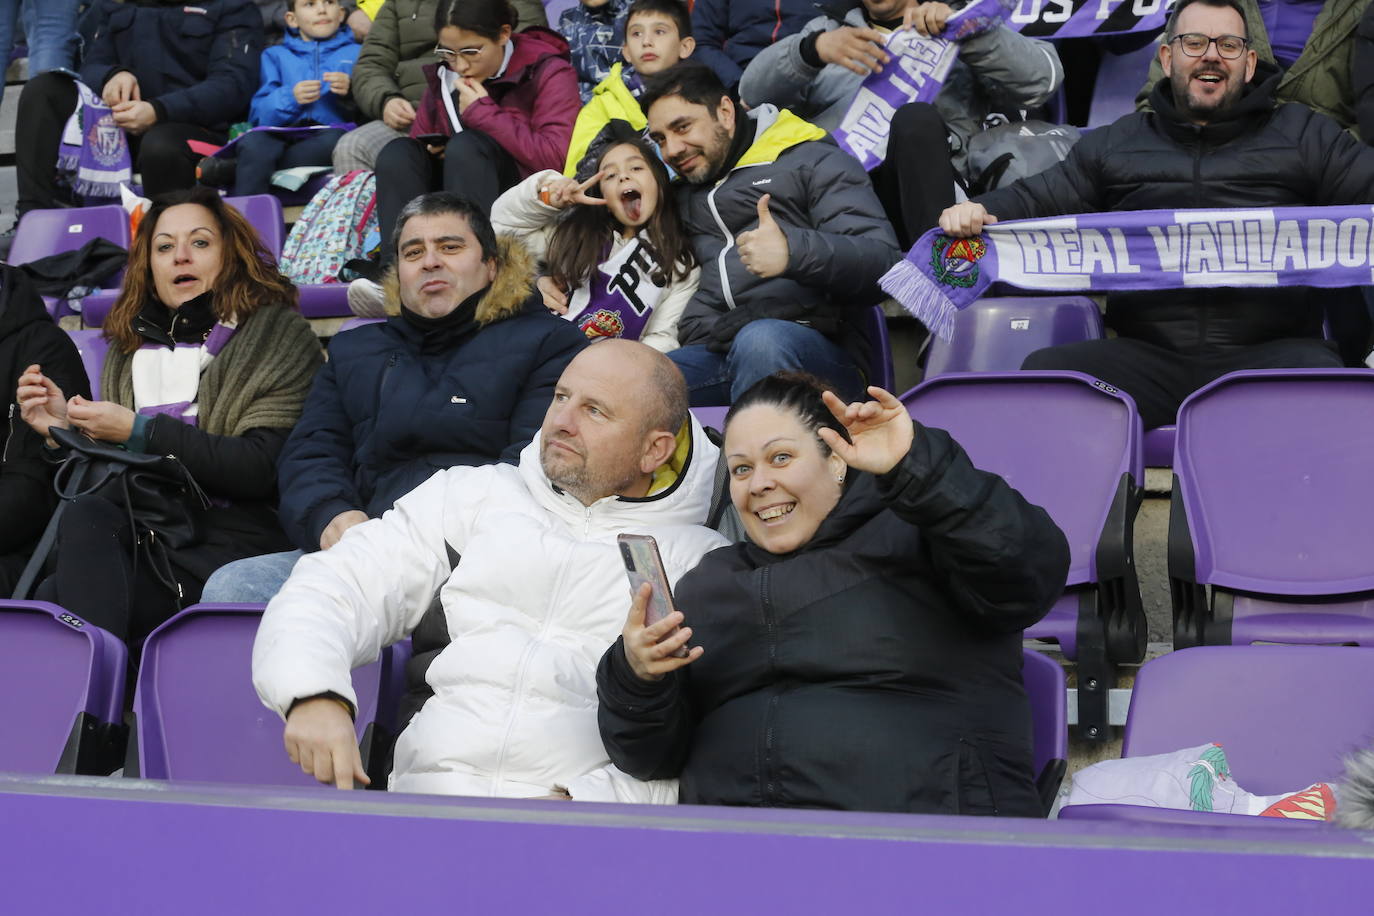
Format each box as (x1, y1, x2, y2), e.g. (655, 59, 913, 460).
(2, 403, 14, 464)
(758, 566, 780, 805)
(378, 352, 399, 404)
(1192, 138, 1208, 350)
(705, 183, 738, 311)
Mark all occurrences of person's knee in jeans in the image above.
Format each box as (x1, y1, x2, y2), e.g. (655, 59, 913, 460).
(727, 319, 862, 399)
(231, 130, 283, 196)
(201, 550, 304, 604)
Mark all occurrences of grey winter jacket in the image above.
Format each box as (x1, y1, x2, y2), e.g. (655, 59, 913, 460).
(738, 5, 1063, 175)
(674, 105, 902, 353)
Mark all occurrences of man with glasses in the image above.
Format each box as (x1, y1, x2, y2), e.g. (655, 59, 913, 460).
(936, 0, 1374, 431)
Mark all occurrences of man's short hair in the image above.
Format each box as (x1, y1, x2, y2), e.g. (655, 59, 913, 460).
(626, 0, 692, 39)
(640, 61, 727, 118)
(391, 192, 500, 263)
(640, 350, 689, 437)
(1165, 0, 1248, 40)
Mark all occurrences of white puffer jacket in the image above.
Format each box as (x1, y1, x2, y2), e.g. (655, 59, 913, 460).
(253, 417, 728, 802)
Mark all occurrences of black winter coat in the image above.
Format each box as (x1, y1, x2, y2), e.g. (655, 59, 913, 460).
(79, 0, 263, 133)
(976, 65, 1374, 354)
(0, 268, 89, 587)
(597, 424, 1070, 816)
(276, 294, 587, 553)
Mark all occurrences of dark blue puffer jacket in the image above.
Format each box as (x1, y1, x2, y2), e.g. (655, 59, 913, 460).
(276, 240, 588, 552)
(690, 0, 817, 88)
(78, 0, 262, 132)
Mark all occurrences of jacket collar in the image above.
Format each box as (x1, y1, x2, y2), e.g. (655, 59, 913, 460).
(735, 105, 828, 170)
(281, 25, 356, 56)
(132, 290, 218, 347)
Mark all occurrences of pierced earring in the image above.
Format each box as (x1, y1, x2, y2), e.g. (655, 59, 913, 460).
(836, 475, 846, 484)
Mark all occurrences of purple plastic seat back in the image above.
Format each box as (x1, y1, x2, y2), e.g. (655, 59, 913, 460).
(337, 316, 385, 334)
(297, 283, 352, 318)
(856, 305, 895, 392)
(1142, 425, 1175, 468)
(1173, 370, 1374, 645)
(9, 205, 129, 266)
(133, 603, 388, 785)
(65, 329, 108, 400)
(689, 406, 730, 435)
(1022, 649, 1067, 779)
(10, 206, 130, 317)
(902, 372, 1142, 658)
(224, 195, 285, 257)
(1123, 645, 1374, 795)
(923, 297, 1103, 378)
(1087, 43, 1157, 129)
(0, 601, 126, 773)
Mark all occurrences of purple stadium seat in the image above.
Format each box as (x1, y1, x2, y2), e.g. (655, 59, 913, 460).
(65, 329, 109, 400)
(128, 603, 410, 787)
(0, 601, 127, 775)
(1087, 43, 1157, 129)
(689, 406, 729, 434)
(902, 371, 1144, 740)
(857, 304, 895, 392)
(1142, 424, 1175, 468)
(296, 283, 352, 318)
(922, 296, 1103, 378)
(1023, 648, 1068, 813)
(1170, 370, 1374, 648)
(1059, 645, 1374, 823)
(224, 194, 285, 256)
(8, 205, 130, 317)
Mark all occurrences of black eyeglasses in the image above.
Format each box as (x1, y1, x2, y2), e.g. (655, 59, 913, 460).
(1171, 32, 1248, 59)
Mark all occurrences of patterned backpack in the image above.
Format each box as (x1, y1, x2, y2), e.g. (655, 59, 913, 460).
(280, 169, 379, 284)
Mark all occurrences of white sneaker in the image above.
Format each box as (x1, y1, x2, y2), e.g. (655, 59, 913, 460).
(347, 278, 386, 318)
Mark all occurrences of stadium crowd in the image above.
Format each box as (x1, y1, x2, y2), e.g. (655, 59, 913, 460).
(2, 0, 1373, 818)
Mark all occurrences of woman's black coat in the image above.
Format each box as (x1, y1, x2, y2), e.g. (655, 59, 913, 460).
(597, 423, 1070, 816)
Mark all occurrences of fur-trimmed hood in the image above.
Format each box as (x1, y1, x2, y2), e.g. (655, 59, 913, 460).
(379, 235, 536, 324)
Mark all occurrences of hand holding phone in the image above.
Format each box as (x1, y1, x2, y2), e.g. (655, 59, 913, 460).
(618, 534, 701, 680)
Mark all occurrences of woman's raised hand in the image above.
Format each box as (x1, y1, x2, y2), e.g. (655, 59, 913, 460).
(621, 583, 702, 682)
(818, 386, 915, 477)
(541, 170, 608, 211)
(17, 364, 69, 445)
(66, 397, 136, 444)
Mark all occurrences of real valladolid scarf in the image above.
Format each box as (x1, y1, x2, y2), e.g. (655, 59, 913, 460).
(834, 0, 1175, 169)
(879, 206, 1374, 338)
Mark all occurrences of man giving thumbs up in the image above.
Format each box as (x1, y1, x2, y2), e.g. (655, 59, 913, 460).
(640, 62, 902, 406)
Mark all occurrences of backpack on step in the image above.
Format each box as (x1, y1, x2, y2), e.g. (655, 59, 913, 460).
(279, 169, 380, 284)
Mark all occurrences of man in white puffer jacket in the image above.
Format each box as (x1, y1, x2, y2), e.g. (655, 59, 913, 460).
(252, 339, 727, 801)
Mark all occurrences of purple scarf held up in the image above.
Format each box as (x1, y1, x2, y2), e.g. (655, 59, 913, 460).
(56, 80, 133, 202)
(879, 205, 1374, 339)
(832, 0, 1012, 171)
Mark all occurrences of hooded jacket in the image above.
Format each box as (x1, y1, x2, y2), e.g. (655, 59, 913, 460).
(254, 415, 729, 801)
(975, 65, 1374, 354)
(562, 62, 646, 177)
(79, 0, 263, 133)
(597, 424, 1069, 815)
(0, 268, 90, 581)
(276, 237, 587, 552)
(250, 26, 360, 127)
(409, 27, 580, 178)
(739, 3, 1063, 175)
(675, 105, 902, 356)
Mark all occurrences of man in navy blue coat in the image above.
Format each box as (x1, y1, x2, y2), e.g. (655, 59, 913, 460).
(203, 192, 586, 600)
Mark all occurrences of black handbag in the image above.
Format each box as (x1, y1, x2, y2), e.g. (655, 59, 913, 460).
(12, 426, 211, 601)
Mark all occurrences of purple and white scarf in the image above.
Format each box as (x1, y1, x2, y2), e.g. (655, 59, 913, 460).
(1011, 0, 1175, 40)
(56, 81, 133, 202)
(565, 236, 664, 342)
(880, 205, 1374, 338)
(833, 0, 1011, 171)
(132, 323, 239, 426)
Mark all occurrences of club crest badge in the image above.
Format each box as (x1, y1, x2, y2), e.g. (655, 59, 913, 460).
(578, 309, 625, 340)
(929, 235, 987, 289)
(86, 112, 126, 168)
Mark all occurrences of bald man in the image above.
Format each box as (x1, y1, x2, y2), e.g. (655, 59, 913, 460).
(253, 341, 728, 801)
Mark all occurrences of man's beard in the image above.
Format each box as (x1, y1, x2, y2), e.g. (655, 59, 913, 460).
(1171, 66, 1244, 121)
(679, 124, 734, 185)
(541, 441, 640, 506)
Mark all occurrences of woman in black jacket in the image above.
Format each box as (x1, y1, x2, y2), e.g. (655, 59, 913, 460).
(17, 187, 322, 644)
(597, 374, 1070, 815)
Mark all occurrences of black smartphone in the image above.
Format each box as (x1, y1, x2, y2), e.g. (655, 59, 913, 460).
(617, 533, 688, 657)
(417, 134, 446, 148)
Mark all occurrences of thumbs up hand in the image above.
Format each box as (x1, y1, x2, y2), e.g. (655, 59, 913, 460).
(734, 193, 790, 279)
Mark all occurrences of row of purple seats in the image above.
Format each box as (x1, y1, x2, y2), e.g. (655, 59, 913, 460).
(8, 205, 129, 318)
(1061, 644, 1374, 825)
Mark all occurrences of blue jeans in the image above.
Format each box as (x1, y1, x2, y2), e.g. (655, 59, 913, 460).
(0, 0, 80, 75)
(201, 550, 303, 604)
(669, 319, 864, 406)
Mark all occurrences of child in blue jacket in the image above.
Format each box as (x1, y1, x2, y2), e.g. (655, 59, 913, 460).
(232, 0, 359, 195)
